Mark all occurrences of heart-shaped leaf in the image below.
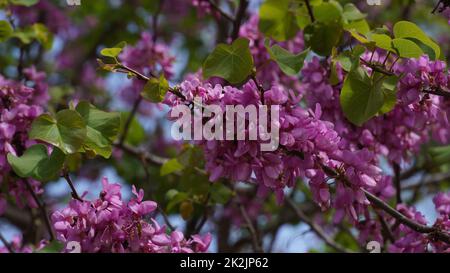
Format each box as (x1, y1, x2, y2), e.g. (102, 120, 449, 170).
(7, 144, 65, 181)
(265, 40, 309, 76)
(141, 75, 169, 103)
(29, 110, 87, 154)
(202, 38, 254, 84)
(75, 101, 121, 158)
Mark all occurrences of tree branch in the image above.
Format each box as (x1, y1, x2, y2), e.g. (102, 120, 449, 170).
(362, 189, 450, 244)
(423, 87, 450, 99)
(231, 0, 249, 40)
(393, 163, 402, 204)
(239, 203, 264, 253)
(62, 172, 83, 202)
(0, 232, 14, 253)
(286, 198, 352, 253)
(23, 180, 54, 241)
(319, 164, 450, 244)
(207, 0, 235, 23)
(304, 0, 315, 23)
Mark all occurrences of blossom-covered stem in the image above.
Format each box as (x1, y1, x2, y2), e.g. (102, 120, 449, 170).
(286, 198, 352, 253)
(363, 189, 450, 244)
(23, 180, 54, 241)
(0, 232, 14, 253)
(206, 0, 235, 23)
(239, 203, 264, 253)
(422, 87, 450, 99)
(319, 164, 450, 244)
(304, 0, 315, 23)
(62, 172, 83, 202)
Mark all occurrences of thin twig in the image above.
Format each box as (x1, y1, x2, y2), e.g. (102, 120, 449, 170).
(432, 0, 443, 14)
(239, 204, 264, 253)
(62, 172, 83, 202)
(304, 0, 315, 23)
(402, 171, 450, 191)
(362, 189, 450, 244)
(231, 0, 249, 40)
(0, 232, 14, 253)
(393, 163, 402, 204)
(374, 210, 395, 243)
(319, 163, 450, 244)
(23, 180, 55, 241)
(207, 0, 235, 23)
(286, 198, 352, 253)
(423, 87, 450, 99)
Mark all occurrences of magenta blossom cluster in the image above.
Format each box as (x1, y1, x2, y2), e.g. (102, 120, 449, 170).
(164, 75, 383, 224)
(11, 0, 69, 34)
(0, 70, 49, 214)
(301, 54, 450, 164)
(51, 177, 211, 253)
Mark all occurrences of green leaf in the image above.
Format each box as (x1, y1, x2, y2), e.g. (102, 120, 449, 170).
(304, 21, 342, 56)
(180, 201, 194, 220)
(7, 144, 65, 181)
(202, 38, 254, 84)
(32, 23, 53, 50)
(313, 1, 343, 23)
(166, 190, 189, 212)
(340, 67, 385, 126)
(29, 110, 87, 154)
(370, 34, 394, 52)
(9, 0, 38, 6)
(0, 20, 13, 42)
(344, 19, 370, 35)
(342, 3, 366, 21)
(141, 75, 169, 103)
(430, 146, 450, 166)
(379, 75, 399, 114)
(334, 45, 365, 72)
(11, 23, 53, 49)
(391, 38, 423, 58)
(295, 5, 311, 29)
(75, 101, 121, 158)
(100, 42, 126, 59)
(210, 183, 233, 204)
(259, 0, 299, 41)
(160, 158, 184, 176)
(265, 40, 309, 75)
(393, 21, 440, 60)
